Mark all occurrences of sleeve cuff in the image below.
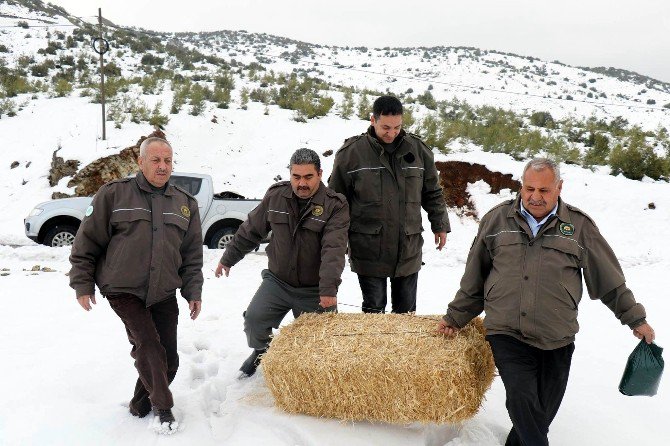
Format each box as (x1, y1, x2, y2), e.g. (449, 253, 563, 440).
(75, 286, 95, 297)
(628, 318, 647, 329)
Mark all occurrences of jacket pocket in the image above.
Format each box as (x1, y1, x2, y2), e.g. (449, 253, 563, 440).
(560, 281, 581, 310)
(403, 167, 424, 203)
(484, 277, 499, 300)
(352, 168, 382, 203)
(267, 210, 290, 231)
(302, 216, 326, 233)
(266, 210, 290, 259)
(349, 221, 382, 261)
(400, 222, 424, 261)
(486, 231, 526, 262)
(108, 209, 152, 271)
(110, 208, 152, 226)
(164, 212, 189, 244)
(541, 235, 583, 268)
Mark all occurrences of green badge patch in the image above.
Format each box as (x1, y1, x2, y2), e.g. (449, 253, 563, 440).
(559, 222, 575, 236)
(85, 205, 93, 217)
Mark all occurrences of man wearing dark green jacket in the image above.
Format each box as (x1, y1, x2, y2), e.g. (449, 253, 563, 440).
(329, 95, 450, 313)
(439, 157, 655, 446)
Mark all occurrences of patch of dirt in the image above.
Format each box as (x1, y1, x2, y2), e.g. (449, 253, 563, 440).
(436, 161, 521, 218)
(67, 130, 166, 196)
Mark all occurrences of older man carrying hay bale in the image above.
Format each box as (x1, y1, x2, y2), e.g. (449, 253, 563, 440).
(215, 148, 350, 377)
(439, 157, 656, 446)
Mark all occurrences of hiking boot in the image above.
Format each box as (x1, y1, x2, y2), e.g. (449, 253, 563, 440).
(154, 408, 176, 424)
(239, 348, 266, 377)
(129, 397, 152, 418)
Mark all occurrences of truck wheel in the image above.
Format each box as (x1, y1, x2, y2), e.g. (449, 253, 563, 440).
(208, 226, 238, 250)
(44, 224, 78, 247)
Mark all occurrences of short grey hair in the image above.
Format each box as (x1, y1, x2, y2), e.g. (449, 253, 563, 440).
(289, 148, 321, 171)
(522, 157, 561, 184)
(139, 137, 172, 158)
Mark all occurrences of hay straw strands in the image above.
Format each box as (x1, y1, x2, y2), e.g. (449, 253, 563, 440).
(262, 313, 495, 424)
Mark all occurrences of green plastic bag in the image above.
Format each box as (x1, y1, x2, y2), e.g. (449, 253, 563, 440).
(618, 340, 664, 396)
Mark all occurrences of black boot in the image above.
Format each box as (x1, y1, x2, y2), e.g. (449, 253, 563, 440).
(239, 348, 266, 377)
(129, 395, 152, 418)
(154, 408, 176, 424)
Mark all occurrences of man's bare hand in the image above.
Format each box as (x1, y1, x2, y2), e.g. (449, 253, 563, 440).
(77, 294, 96, 311)
(437, 319, 459, 337)
(215, 263, 230, 278)
(434, 232, 447, 251)
(319, 296, 337, 308)
(633, 322, 655, 344)
(189, 300, 202, 320)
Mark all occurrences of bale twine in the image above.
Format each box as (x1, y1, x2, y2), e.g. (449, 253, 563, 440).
(262, 313, 495, 424)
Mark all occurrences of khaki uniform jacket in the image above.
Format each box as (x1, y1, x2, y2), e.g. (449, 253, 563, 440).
(445, 196, 646, 350)
(220, 181, 349, 297)
(69, 172, 204, 307)
(328, 128, 450, 278)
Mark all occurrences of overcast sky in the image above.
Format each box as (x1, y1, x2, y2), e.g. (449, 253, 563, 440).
(53, 0, 670, 82)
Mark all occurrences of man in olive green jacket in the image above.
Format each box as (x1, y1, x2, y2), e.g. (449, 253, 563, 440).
(329, 95, 449, 314)
(439, 158, 655, 446)
(216, 148, 349, 377)
(69, 137, 203, 431)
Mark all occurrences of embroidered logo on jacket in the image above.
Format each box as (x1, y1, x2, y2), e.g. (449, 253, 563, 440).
(559, 223, 575, 236)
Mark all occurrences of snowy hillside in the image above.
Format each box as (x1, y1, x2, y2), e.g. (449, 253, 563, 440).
(0, 1, 669, 445)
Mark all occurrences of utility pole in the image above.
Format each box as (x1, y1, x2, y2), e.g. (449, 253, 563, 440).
(98, 8, 106, 140)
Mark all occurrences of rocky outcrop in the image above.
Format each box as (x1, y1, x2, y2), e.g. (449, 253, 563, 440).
(436, 161, 521, 218)
(48, 149, 80, 187)
(67, 130, 166, 196)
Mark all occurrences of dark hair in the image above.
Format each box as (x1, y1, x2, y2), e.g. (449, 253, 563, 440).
(290, 148, 321, 172)
(372, 95, 403, 119)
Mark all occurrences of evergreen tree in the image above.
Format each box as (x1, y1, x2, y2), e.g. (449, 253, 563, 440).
(339, 88, 354, 119)
(357, 93, 371, 120)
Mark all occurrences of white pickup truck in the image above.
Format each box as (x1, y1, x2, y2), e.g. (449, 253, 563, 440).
(24, 173, 262, 248)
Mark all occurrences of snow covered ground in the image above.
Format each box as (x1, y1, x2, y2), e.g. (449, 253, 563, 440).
(1, 3, 668, 443)
(0, 130, 668, 443)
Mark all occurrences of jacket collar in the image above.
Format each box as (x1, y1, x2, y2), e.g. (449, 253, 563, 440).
(509, 196, 569, 222)
(509, 196, 571, 240)
(135, 171, 176, 196)
(365, 126, 408, 156)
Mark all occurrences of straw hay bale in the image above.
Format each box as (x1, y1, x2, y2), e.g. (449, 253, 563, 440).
(262, 313, 495, 424)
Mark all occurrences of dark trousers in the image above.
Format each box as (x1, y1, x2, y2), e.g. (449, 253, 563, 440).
(486, 335, 575, 446)
(244, 269, 335, 350)
(107, 294, 179, 411)
(358, 272, 418, 313)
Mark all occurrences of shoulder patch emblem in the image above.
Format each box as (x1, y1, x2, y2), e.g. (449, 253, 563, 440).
(312, 205, 324, 217)
(85, 205, 93, 217)
(181, 205, 191, 218)
(559, 223, 575, 236)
